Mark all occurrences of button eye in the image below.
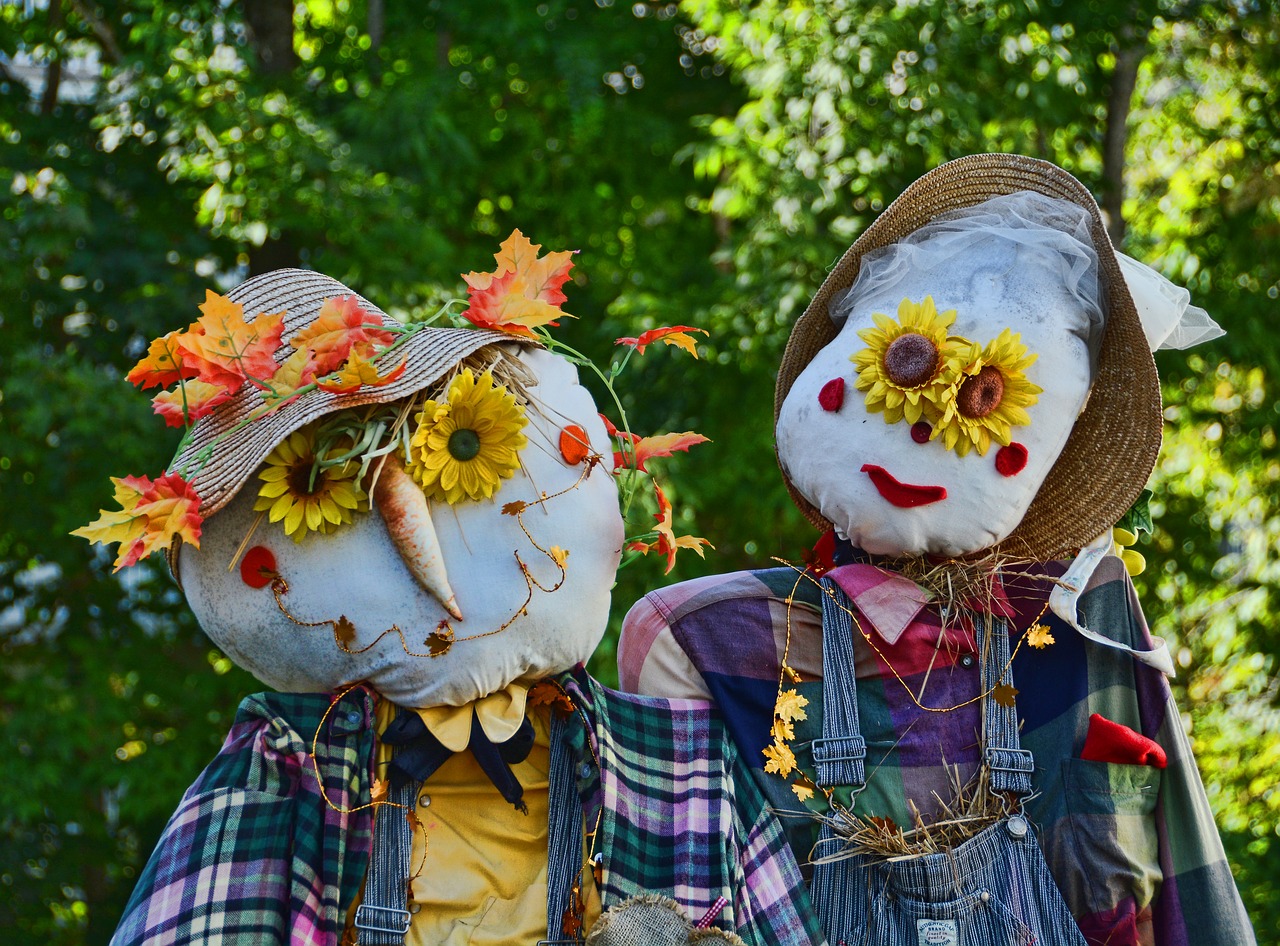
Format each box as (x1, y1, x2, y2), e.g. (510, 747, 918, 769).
(910, 422, 932, 444)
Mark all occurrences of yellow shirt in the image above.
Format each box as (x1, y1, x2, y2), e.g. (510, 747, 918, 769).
(359, 686, 600, 946)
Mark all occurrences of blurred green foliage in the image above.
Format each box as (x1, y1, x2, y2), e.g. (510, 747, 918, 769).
(1, 1, 1276, 943)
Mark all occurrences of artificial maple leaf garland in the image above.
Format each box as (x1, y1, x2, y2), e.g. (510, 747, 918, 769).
(76, 229, 714, 577)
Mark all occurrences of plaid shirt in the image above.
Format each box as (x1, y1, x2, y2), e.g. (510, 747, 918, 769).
(112, 677, 822, 946)
(111, 689, 378, 946)
(619, 555, 1256, 946)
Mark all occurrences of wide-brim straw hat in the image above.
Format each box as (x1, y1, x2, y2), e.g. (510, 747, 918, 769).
(775, 153, 1162, 561)
(168, 268, 524, 520)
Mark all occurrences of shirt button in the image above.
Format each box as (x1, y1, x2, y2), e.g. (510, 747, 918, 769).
(579, 762, 593, 779)
(959, 654, 975, 668)
(346, 710, 361, 724)
(418, 793, 431, 808)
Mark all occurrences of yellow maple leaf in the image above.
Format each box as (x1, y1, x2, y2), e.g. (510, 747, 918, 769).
(549, 546, 569, 568)
(315, 351, 407, 393)
(775, 688, 810, 724)
(1027, 623, 1056, 649)
(791, 781, 815, 803)
(762, 740, 797, 778)
(772, 717, 795, 743)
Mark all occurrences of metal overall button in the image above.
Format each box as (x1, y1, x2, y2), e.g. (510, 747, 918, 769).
(1005, 815, 1029, 838)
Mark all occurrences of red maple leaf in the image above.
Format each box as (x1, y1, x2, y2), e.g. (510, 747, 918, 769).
(289, 295, 397, 381)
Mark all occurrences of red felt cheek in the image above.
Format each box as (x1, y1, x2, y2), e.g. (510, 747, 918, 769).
(995, 442, 1029, 477)
(240, 546, 279, 588)
(818, 378, 845, 412)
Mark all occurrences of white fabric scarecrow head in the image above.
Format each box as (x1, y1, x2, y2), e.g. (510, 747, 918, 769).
(774, 154, 1169, 561)
(170, 271, 624, 708)
(777, 192, 1104, 556)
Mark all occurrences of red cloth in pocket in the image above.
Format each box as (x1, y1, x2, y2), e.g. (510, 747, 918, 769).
(1081, 713, 1167, 769)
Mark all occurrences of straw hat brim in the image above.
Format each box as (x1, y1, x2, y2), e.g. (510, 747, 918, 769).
(775, 154, 1162, 561)
(168, 268, 529, 521)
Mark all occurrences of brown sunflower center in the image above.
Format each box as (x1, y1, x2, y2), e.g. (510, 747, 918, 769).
(286, 459, 322, 497)
(883, 333, 939, 387)
(957, 366, 1006, 418)
(448, 428, 482, 461)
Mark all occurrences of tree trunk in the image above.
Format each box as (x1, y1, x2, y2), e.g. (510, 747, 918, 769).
(40, 0, 64, 115)
(368, 0, 385, 50)
(243, 0, 297, 76)
(243, 0, 300, 272)
(1100, 30, 1148, 247)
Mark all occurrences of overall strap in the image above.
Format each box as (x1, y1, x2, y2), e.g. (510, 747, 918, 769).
(355, 775, 417, 944)
(542, 709, 585, 944)
(812, 578, 868, 790)
(357, 707, 586, 945)
(979, 614, 1035, 798)
(810, 578, 868, 946)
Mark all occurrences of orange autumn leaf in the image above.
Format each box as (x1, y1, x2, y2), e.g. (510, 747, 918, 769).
(127, 331, 199, 390)
(151, 380, 235, 428)
(71, 472, 202, 570)
(176, 291, 285, 391)
(461, 229, 576, 337)
(527, 680, 575, 714)
(629, 480, 713, 574)
(627, 431, 710, 472)
(289, 295, 397, 381)
(601, 416, 708, 473)
(559, 424, 592, 465)
(615, 325, 708, 357)
(314, 351, 408, 394)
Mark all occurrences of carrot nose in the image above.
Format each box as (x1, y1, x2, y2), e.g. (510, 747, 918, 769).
(373, 453, 464, 620)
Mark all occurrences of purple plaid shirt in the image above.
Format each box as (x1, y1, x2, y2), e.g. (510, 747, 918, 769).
(620, 554, 1256, 946)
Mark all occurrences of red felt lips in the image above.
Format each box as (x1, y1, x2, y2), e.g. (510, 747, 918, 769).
(861, 464, 947, 507)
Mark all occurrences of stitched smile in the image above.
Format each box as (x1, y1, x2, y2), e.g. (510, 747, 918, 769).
(861, 464, 948, 508)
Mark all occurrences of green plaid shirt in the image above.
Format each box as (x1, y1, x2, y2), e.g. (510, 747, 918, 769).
(112, 676, 823, 945)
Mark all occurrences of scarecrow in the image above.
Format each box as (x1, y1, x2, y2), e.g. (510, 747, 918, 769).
(619, 155, 1255, 946)
(78, 238, 824, 945)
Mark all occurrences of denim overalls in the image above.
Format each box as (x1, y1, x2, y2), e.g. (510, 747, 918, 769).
(808, 579, 1087, 946)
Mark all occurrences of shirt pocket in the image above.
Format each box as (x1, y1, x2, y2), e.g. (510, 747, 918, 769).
(1060, 758, 1163, 919)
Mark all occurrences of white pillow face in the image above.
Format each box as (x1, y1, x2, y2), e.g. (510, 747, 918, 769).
(180, 346, 624, 708)
(777, 210, 1100, 558)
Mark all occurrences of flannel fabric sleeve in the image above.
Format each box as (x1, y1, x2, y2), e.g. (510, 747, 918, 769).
(110, 689, 377, 946)
(619, 556, 1256, 946)
(566, 676, 826, 946)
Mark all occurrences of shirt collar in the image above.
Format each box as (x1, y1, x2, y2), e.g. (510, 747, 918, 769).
(823, 561, 1018, 644)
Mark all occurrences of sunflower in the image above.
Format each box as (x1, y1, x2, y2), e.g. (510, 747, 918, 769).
(254, 428, 368, 541)
(407, 368, 528, 504)
(932, 328, 1042, 456)
(851, 296, 967, 425)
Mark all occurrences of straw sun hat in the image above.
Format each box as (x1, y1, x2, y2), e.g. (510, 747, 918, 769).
(168, 269, 527, 521)
(775, 153, 1163, 562)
